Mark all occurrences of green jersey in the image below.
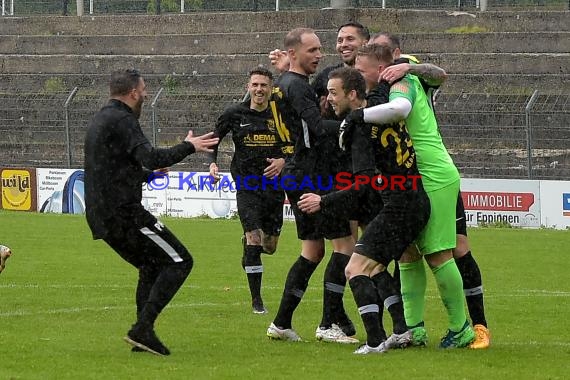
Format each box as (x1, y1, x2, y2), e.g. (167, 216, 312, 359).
(389, 74, 459, 192)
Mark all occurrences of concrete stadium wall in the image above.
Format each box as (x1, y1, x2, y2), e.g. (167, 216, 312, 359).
(0, 8, 568, 179)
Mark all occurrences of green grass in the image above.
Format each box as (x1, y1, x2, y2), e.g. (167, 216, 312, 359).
(444, 26, 491, 34)
(1, 211, 569, 379)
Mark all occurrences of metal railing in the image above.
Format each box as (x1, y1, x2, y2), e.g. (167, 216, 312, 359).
(2, 0, 569, 16)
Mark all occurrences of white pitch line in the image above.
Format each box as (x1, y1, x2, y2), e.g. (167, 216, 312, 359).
(0, 299, 320, 317)
(1, 283, 568, 295)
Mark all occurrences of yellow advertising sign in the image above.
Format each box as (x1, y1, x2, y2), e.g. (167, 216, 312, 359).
(1, 169, 33, 211)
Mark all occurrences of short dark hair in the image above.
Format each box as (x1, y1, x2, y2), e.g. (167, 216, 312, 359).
(328, 67, 366, 101)
(249, 67, 273, 81)
(284, 27, 315, 49)
(370, 32, 401, 50)
(337, 21, 370, 41)
(356, 44, 394, 65)
(109, 69, 141, 96)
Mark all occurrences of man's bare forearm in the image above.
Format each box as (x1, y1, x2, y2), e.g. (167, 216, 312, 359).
(408, 63, 447, 86)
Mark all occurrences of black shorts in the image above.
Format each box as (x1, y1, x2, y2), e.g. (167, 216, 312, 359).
(456, 190, 467, 236)
(287, 188, 352, 241)
(236, 189, 284, 236)
(350, 185, 384, 226)
(354, 189, 430, 267)
(103, 219, 192, 268)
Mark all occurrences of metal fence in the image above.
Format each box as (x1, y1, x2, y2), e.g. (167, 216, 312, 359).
(1, 0, 569, 15)
(1, 87, 568, 180)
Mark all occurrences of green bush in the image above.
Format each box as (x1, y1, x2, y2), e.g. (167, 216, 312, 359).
(42, 77, 66, 94)
(162, 74, 180, 94)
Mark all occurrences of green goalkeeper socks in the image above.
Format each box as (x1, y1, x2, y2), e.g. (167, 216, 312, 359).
(432, 258, 467, 332)
(399, 259, 427, 328)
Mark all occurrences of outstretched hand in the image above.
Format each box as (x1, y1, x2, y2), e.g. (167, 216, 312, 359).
(185, 131, 219, 153)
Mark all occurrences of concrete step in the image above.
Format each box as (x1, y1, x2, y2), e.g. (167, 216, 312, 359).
(451, 148, 570, 180)
(456, 166, 570, 181)
(1, 31, 568, 55)
(1, 53, 568, 76)
(0, 9, 568, 36)
(1, 73, 568, 95)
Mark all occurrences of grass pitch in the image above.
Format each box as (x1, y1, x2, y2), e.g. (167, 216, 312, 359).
(0, 211, 568, 379)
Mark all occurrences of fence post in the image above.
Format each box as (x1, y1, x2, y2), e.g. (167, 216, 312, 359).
(64, 87, 79, 168)
(181, 0, 184, 13)
(480, 0, 488, 11)
(2, 0, 5, 16)
(330, 0, 351, 8)
(275, 0, 279, 11)
(151, 88, 164, 146)
(76, 0, 84, 16)
(90, 0, 93, 14)
(525, 90, 539, 179)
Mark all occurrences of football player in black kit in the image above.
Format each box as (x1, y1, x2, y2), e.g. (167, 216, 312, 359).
(84, 69, 219, 356)
(209, 68, 293, 315)
(299, 63, 431, 354)
(268, 23, 372, 344)
(265, 28, 358, 344)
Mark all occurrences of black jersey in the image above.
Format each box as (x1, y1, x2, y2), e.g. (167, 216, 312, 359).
(84, 99, 195, 239)
(212, 100, 292, 178)
(273, 71, 340, 178)
(350, 118, 419, 192)
(320, 79, 419, 210)
(311, 63, 344, 120)
(366, 80, 391, 107)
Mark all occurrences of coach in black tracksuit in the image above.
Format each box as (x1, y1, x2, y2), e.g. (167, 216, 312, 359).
(84, 69, 218, 356)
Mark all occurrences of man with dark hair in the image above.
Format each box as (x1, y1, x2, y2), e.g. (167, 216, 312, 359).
(311, 22, 371, 118)
(369, 33, 491, 349)
(265, 28, 357, 344)
(209, 67, 292, 314)
(84, 69, 218, 356)
(298, 64, 430, 354)
(270, 21, 370, 118)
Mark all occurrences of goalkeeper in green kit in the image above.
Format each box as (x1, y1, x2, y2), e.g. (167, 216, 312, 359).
(344, 63, 476, 349)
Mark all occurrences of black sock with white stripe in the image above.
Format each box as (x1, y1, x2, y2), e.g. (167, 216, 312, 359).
(455, 251, 487, 327)
(372, 270, 407, 334)
(349, 275, 386, 347)
(273, 255, 318, 329)
(320, 251, 350, 329)
(244, 245, 264, 305)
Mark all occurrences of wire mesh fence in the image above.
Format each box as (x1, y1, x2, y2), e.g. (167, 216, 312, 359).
(1, 0, 568, 15)
(437, 91, 570, 180)
(1, 86, 568, 180)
